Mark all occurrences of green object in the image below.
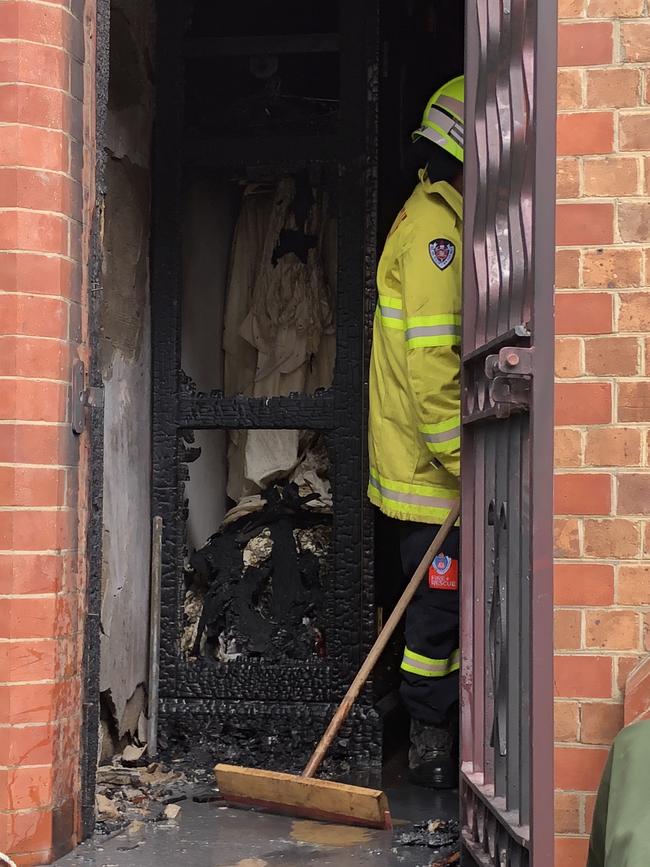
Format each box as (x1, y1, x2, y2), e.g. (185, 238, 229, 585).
(412, 75, 465, 163)
(587, 719, 650, 867)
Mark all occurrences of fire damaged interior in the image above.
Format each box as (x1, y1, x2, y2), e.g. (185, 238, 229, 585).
(94, 0, 465, 806)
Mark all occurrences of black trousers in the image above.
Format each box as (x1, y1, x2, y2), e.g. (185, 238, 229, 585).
(376, 512, 460, 726)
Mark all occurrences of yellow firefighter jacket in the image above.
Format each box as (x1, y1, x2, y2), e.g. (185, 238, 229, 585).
(368, 172, 462, 524)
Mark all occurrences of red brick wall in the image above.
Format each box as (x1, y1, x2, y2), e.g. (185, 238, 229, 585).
(555, 1, 650, 865)
(0, 1, 94, 863)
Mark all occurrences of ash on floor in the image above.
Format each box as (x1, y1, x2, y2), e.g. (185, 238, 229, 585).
(55, 795, 460, 867)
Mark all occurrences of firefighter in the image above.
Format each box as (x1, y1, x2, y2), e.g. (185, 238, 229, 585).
(368, 76, 464, 789)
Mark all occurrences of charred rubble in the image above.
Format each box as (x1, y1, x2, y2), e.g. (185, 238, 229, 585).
(183, 480, 331, 663)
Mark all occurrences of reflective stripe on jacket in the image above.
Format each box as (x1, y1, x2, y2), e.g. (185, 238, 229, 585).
(368, 174, 462, 524)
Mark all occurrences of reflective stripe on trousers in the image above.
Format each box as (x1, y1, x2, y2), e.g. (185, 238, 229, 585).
(401, 647, 460, 678)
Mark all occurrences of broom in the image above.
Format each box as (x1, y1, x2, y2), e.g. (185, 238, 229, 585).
(215, 500, 460, 830)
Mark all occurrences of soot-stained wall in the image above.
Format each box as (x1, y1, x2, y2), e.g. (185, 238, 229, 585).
(181, 179, 237, 550)
(99, 0, 155, 750)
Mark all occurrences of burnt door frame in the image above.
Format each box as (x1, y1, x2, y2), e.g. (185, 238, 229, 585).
(149, 0, 382, 767)
(460, 0, 557, 864)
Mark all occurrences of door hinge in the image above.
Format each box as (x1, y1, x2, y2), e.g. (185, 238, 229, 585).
(71, 360, 104, 434)
(485, 347, 533, 418)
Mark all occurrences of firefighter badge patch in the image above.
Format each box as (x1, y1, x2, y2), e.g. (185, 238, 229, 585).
(429, 238, 455, 270)
(428, 554, 459, 591)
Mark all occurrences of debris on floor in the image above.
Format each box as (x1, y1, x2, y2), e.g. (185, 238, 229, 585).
(182, 481, 331, 662)
(396, 818, 460, 862)
(94, 752, 221, 836)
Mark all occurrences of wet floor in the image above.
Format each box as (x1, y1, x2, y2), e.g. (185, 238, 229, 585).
(55, 782, 458, 867)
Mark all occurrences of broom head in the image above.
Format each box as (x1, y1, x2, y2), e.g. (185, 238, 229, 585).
(215, 764, 392, 830)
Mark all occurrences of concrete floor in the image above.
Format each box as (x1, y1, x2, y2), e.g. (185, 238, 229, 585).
(55, 783, 458, 867)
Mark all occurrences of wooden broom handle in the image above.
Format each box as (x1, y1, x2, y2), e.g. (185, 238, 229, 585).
(302, 500, 461, 779)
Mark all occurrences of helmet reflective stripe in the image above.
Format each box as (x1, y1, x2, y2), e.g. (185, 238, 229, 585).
(437, 95, 463, 119)
(426, 107, 465, 147)
(412, 75, 465, 164)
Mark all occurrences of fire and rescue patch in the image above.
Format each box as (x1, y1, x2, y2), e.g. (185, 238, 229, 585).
(428, 554, 459, 591)
(429, 238, 455, 270)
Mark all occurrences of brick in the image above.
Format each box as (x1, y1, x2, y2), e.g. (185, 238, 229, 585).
(0, 639, 57, 686)
(555, 838, 590, 867)
(557, 112, 614, 156)
(0, 554, 64, 596)
(555, 428, 583, 468)
(0, 380, 68, 423)
(0, 724, 55, 767)
(558, 22, 613, 66)
(617, 474, 650, 516)
(555, 745, 610, 789)
(0, 596, 57, 641)
(0, 510, 72, 552)
(0, 252, 78, 299)
(0, 126, 68, 173)
(557, 157, 581, 198)
(586, 68, 640, 109)
(617, 655, 643, 692)
(621, 22, 650, 62)
(555, 382, 611, 425)
(554, 473, 611, 515)
(554, 518, 581, 558)
(5, 807, 53, 855)
(554, 563, 615, 606)
(556, 203, 614, 246)
(624, 657, 650, 723)
(618, 382, 650, 422)
(585, 428, 641, 467)
(1, 767, 52, 812)
(585, 793, 598, 835)
(585, 337, 639, 376)
(555, 791, 580, 834)
(617, 566, 650, 605)
(618, 203, 650, 243)
(583, 157, 639, 197)
(0, 211, 68, 256)
(0, 295, 68, 340)
(0, 41, 68, 89)
(558, 70, 583, 111)
(584, 518, 640, 559)
(556, 249, 580, 289)
(0, 467, 66, 507)
(556, 293, 612, 335)
(0, 168, 79, 218)
(586, 609, 640, 650)
(588, 0, 645, 15)
(555, 700, 580, 742)
(555, 338, 583, 377)
(553, 656, 612, 699)
(583, 248, 642, 289)
(0, 424, 78, 467)
(620, 112, 650, 152)
(560, 0, 586, 15)
(0, 83, 72, 130)
(556, 649, 613, 699)
(555, 609, 582, 650)
(0, 336, 69, 380)
(626, 295, 650, 348)
(0, 682, 57, 724)
(0, 2, 73, 49)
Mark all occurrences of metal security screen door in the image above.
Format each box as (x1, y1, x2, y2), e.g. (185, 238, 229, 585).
(460, 0, 556, 865)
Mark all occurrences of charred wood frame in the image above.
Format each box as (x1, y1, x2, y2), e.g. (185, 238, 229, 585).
(151, 1, 381, 771)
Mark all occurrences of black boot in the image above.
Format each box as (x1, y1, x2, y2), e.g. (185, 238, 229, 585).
(408, 717, 458, 789)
